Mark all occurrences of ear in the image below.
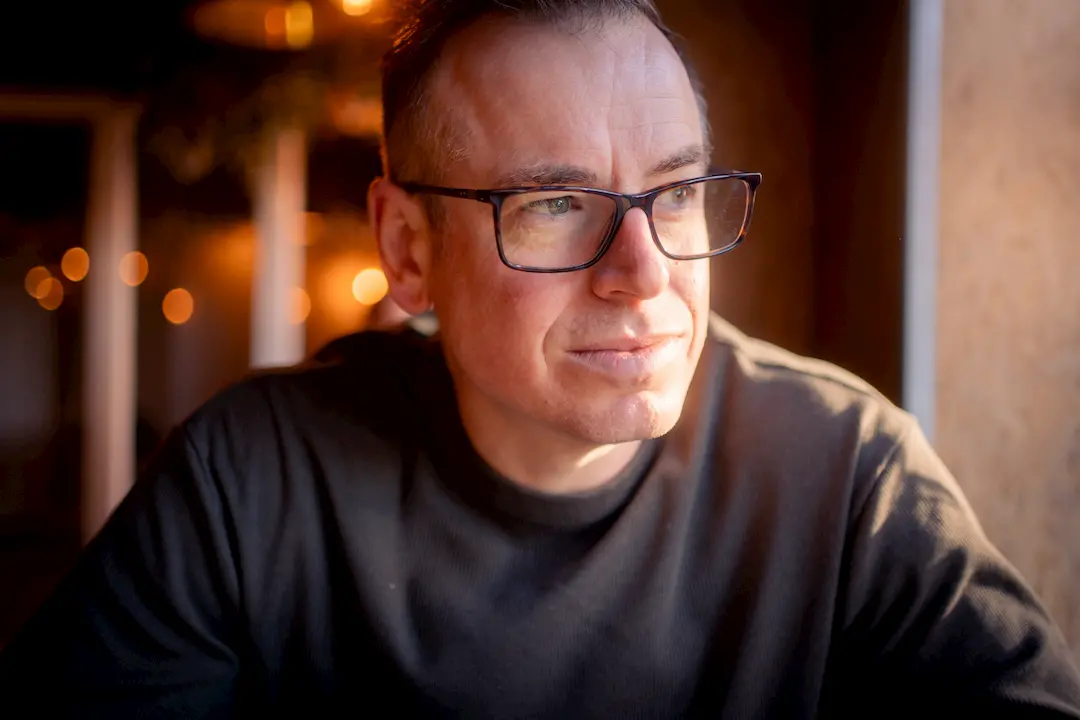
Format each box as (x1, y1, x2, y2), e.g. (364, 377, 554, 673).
(368, 177, 434, 316)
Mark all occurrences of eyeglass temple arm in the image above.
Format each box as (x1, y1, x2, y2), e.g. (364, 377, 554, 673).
(395, 182, 486, 202)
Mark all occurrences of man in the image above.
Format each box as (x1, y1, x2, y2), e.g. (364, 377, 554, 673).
(2, 0, 1079, 716)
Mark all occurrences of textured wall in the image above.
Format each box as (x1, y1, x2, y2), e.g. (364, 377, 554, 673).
(938, 0, 1080, 656)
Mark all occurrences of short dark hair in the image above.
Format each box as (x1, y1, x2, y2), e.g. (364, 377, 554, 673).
(380, 0, 708, 185)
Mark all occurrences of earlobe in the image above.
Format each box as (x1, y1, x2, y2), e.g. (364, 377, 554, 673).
(369, 178, 434, 316)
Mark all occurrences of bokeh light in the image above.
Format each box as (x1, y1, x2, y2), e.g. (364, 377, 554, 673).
(342, 0, 374, 16)
(265, 7, 285, 38)
(292, 287, 311, 325)
(118, 251, 149, 287)
(36, 277, 64, 311)
(24, 266, 52, 299)
(284, 1, 314, 48)
(352, 268, 388, 305)
(163, 288, 194, 325)
(61, 247, 90, 282)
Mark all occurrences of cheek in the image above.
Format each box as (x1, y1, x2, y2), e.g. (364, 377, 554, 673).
(671, 260, 711, 314)
(433, 236, 576, 377)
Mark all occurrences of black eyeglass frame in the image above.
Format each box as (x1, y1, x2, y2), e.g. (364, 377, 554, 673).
(395, 171, 763, 274)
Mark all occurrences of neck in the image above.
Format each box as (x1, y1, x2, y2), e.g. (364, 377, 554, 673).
(454, 389, 642, 495)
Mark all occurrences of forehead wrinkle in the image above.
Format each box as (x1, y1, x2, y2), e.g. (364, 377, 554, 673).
(609, 96, 690, 131)
(642, 31, 684, 92)
(604, 22, 691, 127)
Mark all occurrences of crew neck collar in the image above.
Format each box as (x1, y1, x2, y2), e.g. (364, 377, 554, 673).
(414, 339, 659, 531)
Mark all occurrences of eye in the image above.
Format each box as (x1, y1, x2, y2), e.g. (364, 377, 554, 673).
(525, 196, 573, 216)
(671, 185, 696, 203)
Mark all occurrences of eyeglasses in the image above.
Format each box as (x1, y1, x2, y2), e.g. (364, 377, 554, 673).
(396, 171, 762, 273)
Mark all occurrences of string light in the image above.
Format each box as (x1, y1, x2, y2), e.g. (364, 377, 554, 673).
(61, 247, 89, 282)
(37, 277, 64, 311)
(24, 266, 51, 299)
(163, 288, 194, 325)
(119, 251, 149, 287)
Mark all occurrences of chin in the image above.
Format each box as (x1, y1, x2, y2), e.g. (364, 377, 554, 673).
(564, 389, 688, 445)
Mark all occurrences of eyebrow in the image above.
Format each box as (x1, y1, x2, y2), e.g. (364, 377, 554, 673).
(494, 164, 598, 188)
(647, 144, 711, 177)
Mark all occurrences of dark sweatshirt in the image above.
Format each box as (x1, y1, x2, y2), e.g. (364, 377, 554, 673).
(2, 315, 1078, 718)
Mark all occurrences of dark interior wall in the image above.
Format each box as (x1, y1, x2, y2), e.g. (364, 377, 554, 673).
(660, 0, 907, 402)
(661, 0, 818, 357)
(0, 123, 89, 534)
(135, 214, 255, 435)
(0, 124, 90, 645)
(133, 134, 384, 433)
(811, 0, 908, 404)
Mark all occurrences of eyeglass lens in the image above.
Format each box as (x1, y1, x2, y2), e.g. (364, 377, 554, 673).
(497, 177, 751, 270)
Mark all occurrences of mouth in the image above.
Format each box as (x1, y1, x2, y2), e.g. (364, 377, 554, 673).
(567, 335, 686, 380)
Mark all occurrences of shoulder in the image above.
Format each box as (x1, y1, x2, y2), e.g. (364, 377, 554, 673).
(703, 314, 919, 489)
(708, 313, 894, 410)
(180, 328, 440, 477)
(149, 329, 445, 553)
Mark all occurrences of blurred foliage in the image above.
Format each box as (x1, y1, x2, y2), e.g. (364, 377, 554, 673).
(143, 7, 390, 189)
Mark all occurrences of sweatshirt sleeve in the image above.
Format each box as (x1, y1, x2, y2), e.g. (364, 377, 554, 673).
(826, 418, 1080, 718)
(0, 426, 242, 719)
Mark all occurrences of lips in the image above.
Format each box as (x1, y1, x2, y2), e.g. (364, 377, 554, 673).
(571, 335, 678, 353)
(567, 335, 686, 380)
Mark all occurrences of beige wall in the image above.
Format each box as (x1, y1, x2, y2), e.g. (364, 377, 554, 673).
(938, 0, 1080, 655)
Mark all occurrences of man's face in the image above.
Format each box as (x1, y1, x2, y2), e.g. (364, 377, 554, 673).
(421, 14, 710, 446)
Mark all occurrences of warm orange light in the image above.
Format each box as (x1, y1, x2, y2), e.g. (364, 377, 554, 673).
(36, 277, 64, 311)
(61, 247, 90, 282)
(342, 0, 373, 16)
(352, 268, 388, 305)
(163, 288, 194, 325)
(284, 1, 314, 48)
(119, 251, 149, 287)
(302, 212, 325, 246)
(328, 94, 383, 137)
(292, 287, 311, 324)
(25, 266, 52, 299)
(265, 7, 286, 37)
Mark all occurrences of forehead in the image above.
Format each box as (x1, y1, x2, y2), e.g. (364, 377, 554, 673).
(427, 13, 704, 187)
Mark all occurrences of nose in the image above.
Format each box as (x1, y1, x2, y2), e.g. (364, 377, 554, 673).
(590, 206, 669, 302)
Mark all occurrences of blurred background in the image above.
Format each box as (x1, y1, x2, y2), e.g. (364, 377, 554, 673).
(0, 0, 1077, 661)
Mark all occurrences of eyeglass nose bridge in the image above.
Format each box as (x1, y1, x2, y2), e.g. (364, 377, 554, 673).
(597, 193, 663, 262)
